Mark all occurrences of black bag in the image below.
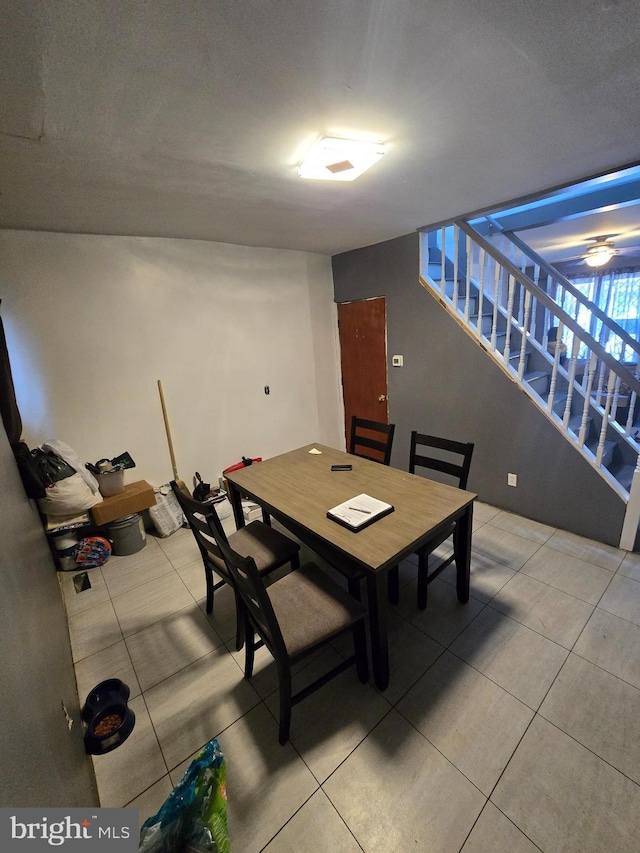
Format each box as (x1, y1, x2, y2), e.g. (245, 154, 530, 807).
(12, 442, 47, 499)
(193, 472, 212, 502)
(30, 448, 76, 487)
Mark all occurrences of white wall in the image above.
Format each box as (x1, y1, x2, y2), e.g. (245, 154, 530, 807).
(0, 231, 344, 490)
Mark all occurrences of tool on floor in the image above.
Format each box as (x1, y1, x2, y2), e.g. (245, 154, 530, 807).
(157, 379, 190, 496)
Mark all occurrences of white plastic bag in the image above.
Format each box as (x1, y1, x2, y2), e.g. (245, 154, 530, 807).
(149, 486, 184, 537)
(42, 439, 101, 494)
(38, 473, 103, 516)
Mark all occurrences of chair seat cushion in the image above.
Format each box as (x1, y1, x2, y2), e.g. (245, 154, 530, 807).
(206, 520, 299, 575)
(268, 562, 366, 659)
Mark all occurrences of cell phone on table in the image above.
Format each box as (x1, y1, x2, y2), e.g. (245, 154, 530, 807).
(331, 464, 352, 471)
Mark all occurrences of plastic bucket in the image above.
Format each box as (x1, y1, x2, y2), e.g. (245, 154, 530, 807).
(96, 470, 125, 497)
(51, 530, 81, 571)
(108, 513, 146, 556)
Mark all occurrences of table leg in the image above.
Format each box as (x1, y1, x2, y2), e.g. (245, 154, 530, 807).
(366, 573, 389, 691)
(454, 503, 473, 603)
(227, 482, 245, 529)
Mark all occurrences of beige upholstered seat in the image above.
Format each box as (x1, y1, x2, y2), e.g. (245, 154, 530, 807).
(217, 538, 369, 744)
(170, 482, 300, 649)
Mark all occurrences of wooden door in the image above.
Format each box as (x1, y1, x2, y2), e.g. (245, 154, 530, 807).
(337, 296, 389, 448)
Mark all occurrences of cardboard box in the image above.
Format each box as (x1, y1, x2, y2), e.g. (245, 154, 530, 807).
(90, 480, 156, 526)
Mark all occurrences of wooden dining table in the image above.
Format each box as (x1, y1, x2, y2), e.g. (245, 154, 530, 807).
(225, 443, 476, 691)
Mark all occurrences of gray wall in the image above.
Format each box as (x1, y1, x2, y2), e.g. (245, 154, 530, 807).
(332, 232, 626, 547)
(0, 424, 98, 806)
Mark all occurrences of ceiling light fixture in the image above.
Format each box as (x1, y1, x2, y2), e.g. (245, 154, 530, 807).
(298, 137, 385, 182)
(584, 238, 616, 268)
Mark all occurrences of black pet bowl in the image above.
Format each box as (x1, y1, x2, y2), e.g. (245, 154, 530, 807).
(82, 679, 135, 754)
(82, 678, 130, 722)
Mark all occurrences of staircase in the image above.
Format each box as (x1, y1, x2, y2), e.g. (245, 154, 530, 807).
(419, 220, 640, 550)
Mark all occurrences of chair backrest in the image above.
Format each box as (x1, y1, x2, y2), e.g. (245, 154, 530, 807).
(209, 521, 286, 660)
(349, 416, 396, 465)
(409, 432, 474, 489)
(170, 481, 231, 578)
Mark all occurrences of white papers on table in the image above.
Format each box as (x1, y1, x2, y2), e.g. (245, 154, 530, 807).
(327, 493, 394, 531)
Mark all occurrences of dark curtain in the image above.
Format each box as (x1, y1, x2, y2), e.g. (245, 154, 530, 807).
(0, 301, 22, 445)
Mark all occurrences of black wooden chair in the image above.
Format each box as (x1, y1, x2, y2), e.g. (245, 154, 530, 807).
(387, 432, 474, 609)
(349, 416, 395, 465)
(211, 520, 369, 744)
(170, 482, 301, 649)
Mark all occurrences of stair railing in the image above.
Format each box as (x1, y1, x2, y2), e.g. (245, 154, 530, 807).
(421, 220, 640, 549)
(498, 227, 640, 364)
(498, 227, 640, 443)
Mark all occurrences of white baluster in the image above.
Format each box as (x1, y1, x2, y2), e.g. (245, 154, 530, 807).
(625, 390, 638, 438)
(517, 290, 532, 380)
(452, 225, 459, 309)
(562, 334, 582, 430)
(610, 374, 621, 426)
(531, 264, 540, 340)
(595, 360, 606, 407)
(517, 261, 525, 327)
(465, 234, 471, 322)
(595, 370, 617, 467)
(578, 352, 598, 447)
(547, 321, 564, 413)
(625, 363, 639, 436)
(440, 227, 446, 296)
(490, 261, 500, 351)
(542, 273, 552, 349)
(503, 274, 516, 364)
(477, 247, 486, 338)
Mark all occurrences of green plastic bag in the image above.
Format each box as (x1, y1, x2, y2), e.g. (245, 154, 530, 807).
(139, 739, 228, 853)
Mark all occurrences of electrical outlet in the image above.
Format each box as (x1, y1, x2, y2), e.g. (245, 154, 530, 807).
(392, 355, 404, 367)
(508, 473, 517, 487)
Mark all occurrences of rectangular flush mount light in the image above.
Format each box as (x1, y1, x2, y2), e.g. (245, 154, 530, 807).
(298, 137, 385, 181)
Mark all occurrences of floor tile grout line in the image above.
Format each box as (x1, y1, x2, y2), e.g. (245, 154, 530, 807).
(444, 643, 564, 714)
(534, 703, 640, 790)
(72, 508, 640, 838)
(540, 535, 627, 570)
(484, 599, 589, 653)
(392, 702, 491, 801)
(316, 787, 368, 853)
(569, 644, 640, 692)
(456, 797, 544, 853)
(488, 573, 640, 793)
(488, 562, 605, 609)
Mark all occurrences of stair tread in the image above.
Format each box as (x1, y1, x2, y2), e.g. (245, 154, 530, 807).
(612, 464, 636, 492)
(524, 370, 549, 380)
(568, 414, 593, 431)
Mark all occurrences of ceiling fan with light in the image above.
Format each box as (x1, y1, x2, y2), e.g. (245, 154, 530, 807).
(583, 236, 617, 268)
(552, 234, 640, 269)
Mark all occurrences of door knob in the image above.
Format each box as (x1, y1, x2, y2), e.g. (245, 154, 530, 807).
(378, 395, 387, 402)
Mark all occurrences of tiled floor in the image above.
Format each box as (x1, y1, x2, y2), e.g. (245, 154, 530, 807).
(60, 502, 640, 852)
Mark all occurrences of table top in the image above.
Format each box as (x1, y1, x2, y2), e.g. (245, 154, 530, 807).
(226, 444, 476, 573)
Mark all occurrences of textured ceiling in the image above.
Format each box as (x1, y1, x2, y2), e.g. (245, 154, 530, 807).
(2, 0, 640, 256)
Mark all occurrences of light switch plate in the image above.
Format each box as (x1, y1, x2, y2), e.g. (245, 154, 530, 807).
(392, 355, 404, 367)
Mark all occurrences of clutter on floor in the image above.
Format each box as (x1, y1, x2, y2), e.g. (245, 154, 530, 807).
(82, 678, 136, 755)
(139, 738, 228, 853)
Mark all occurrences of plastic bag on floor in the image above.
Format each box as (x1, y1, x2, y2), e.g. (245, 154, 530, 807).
(139, 738, 228, 853)
(149, 485, 184, 537)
